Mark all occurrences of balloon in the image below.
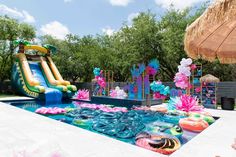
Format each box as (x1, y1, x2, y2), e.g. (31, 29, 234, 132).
(93, 67, 101, 76)
(180, 58, 192, 66)
(174, 72, 190, 89)
(178, 66, 191, 76)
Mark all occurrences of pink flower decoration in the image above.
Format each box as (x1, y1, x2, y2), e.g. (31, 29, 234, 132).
(212, 100, 216, 104)
(133, 106, 150, 111)
(97, 77, 106, 88)
(110, 90, 117, 98)
(176, 95, 203, 112)
(174, 72, 190, 89)
(74, 89, 89, 100)
(109, 87, 127, 99)
(153, 92, 167, 100)
(145, 66, 157, 75)
(195, 87, 201, 93)
(133, 86, 138, 93)
(153, 92, 161, 99)
(190, 64, 197, 70)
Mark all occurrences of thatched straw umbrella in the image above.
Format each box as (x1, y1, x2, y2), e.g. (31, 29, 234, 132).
(200, 74, 220, 83)
(184, 0, 236, 64)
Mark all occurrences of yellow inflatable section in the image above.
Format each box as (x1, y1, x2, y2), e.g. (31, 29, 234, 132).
(24, 45, 48, 54)
(46, 56, 70, 85)
(16, 53, 45, 93)
(46, 56, 77, 92)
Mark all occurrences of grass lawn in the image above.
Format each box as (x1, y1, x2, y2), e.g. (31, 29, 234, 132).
(0, 94, 19, 98)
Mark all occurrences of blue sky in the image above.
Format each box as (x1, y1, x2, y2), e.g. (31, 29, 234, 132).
(0, 0, 208, 39)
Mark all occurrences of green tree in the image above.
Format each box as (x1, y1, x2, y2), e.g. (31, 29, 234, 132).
(0, 16, 35, 81)
(42, 3, 236, 82)
(110, 12, 163, 81)
(109, 8, 205, 81)
(41, 34, 115, 82)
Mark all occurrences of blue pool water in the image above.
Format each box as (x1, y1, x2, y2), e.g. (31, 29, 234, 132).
(9, 100, 201, 154)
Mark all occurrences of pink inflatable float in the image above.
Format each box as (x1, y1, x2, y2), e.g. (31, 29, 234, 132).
(35, 107, 66, 115)
(76, 103, 128, 112)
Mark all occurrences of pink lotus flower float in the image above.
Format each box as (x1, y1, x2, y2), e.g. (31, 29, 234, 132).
(133, 106, 151, 111)
(75, 102, 128, 112)
(74, 89, 89, 100)
(35, 107, 66, 115)
(176, 95, 203, 112)
(109, 86, 127, 99)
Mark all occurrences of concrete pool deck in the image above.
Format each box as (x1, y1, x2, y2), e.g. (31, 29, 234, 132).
(0, 96, 35, 102)
(0, 101, 236, 157)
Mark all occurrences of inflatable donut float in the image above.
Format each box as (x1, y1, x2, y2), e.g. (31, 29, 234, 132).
(73, 117, 93, 128)
(190, 111, 212, 116)
(189, 112, 215, 125)
(179, 117, 209, 132)
(66, 108, 100, 118)
(92, 111, 145, 139)
(163, 111, 186, 124)
(146, 121, 183, 140)
(72, 111, 97, 128)
(135, 132, 181, 155)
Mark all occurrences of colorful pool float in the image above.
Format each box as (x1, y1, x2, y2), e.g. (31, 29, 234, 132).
(179, 117, 209, 132)
(35, 107, 66, 115)
(92, 111, 145, 139)
(146, 121, 183, 139)
(189, 112, 215, 124)
(163, 111, 186, 124)
(135, 132, 181, 155)
(65, 108, 100, 118)
(150, 106, 168, 113)
(75, 103, 128, 112)
(72, 117, 93, 129)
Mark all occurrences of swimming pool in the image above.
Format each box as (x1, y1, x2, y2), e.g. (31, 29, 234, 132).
(8, 100, 207, 155)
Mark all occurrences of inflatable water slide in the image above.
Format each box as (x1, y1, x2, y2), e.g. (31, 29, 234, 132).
(12, 41, 77, 102)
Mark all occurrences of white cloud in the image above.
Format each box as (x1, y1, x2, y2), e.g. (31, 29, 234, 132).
(0, 4, 35, 23)
(22, 10, 35, 23)
(127, 12, 140, 23)
(109, 0, 133, 6)
(64, 0, 72, 3)
(40, 21, 70, 40)
(155, 0, 206, 10)
(102, 26, 115, 36)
